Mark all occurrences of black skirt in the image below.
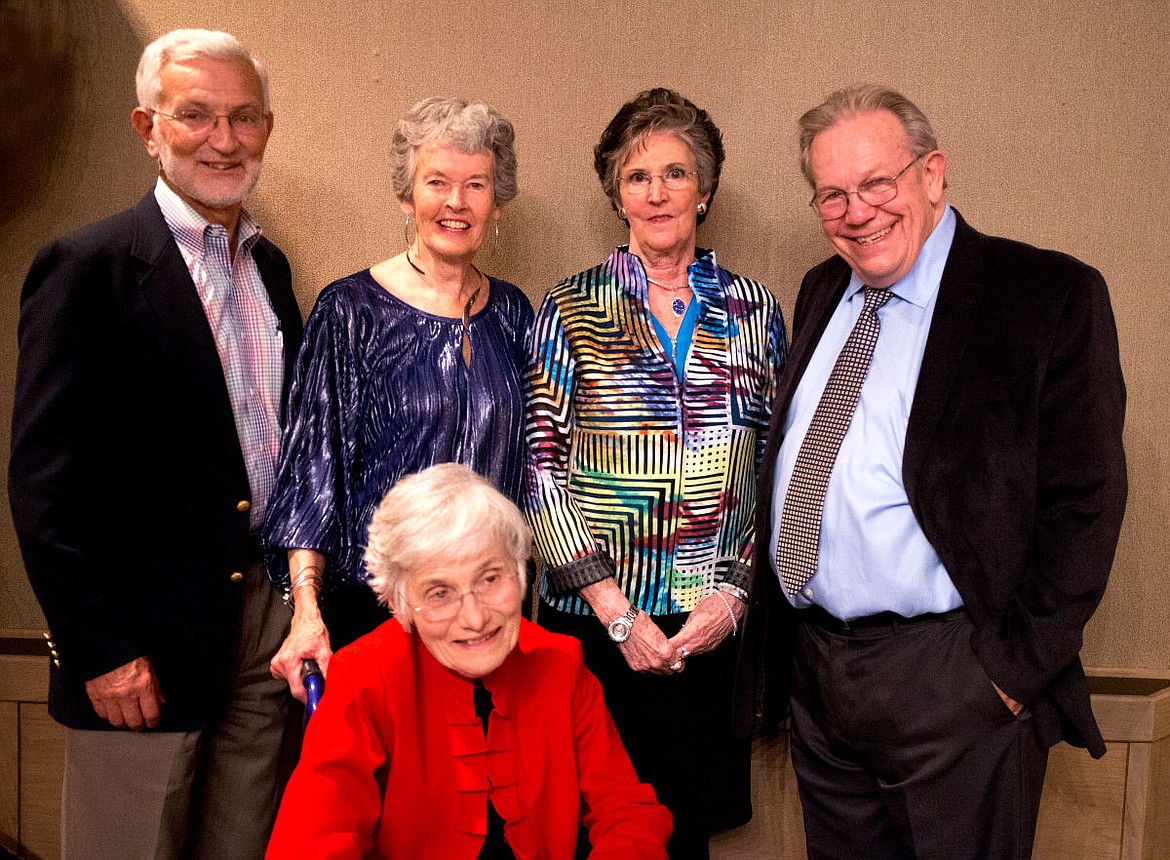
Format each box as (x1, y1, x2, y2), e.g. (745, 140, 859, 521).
(539, 601, 752, 837)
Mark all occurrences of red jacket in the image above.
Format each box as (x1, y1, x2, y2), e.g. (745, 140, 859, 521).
(267, 619, 671, 859)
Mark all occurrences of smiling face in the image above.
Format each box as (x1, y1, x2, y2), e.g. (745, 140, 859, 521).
(809, 109, 946, 289)
(403, 545, 522, 679)
(618, 131, 709, 263)
(401, 143, 500, 267)
(131, 56, 272, 229)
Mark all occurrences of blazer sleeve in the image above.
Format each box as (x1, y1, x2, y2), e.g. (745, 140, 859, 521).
(9, 236, 143, 681)
(971, 262, 1127, 706)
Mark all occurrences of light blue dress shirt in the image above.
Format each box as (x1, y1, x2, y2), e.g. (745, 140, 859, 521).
(769, 206, 963, 620)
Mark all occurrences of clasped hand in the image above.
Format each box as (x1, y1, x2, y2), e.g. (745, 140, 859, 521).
(618, 592, 745, 674)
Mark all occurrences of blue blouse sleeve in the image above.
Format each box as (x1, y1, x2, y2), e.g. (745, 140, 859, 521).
(263, 285, 362, 589)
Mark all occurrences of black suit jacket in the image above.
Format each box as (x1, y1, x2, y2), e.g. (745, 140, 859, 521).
(9, 192, 304, 730)
(735, 211, 1126, 757)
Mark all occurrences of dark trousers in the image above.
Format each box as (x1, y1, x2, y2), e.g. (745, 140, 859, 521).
(790, 610, 1048, 860)
(540, 602, 751, 860)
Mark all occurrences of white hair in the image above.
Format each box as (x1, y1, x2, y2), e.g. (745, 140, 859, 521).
(136, 29, 270, 111)
(364, 464, 531, 631)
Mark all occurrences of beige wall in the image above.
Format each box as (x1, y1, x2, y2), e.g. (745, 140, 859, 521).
(2, 0, 1167, 672)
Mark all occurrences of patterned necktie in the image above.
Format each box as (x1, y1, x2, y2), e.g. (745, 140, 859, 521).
(776, 286, 893, 596)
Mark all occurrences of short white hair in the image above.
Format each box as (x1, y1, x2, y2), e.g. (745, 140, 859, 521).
(364, 464, 530, 631)
(136, 29, 270, 111)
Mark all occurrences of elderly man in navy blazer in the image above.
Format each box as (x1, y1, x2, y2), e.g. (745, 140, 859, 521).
(9, 28, 303, 859)
(739, 85, 1127, 859)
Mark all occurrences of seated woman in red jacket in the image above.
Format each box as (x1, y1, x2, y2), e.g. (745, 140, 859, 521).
(266, 463, 671, 860)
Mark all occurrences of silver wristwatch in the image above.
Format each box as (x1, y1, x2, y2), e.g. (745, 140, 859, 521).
(607, 605, 638, 643)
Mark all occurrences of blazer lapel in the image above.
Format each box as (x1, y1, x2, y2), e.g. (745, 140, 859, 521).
(776, 263, 850, 428)
(758, 261, 849, 506)
(902, 211, 989, 498)
(128, 193, 243, 455)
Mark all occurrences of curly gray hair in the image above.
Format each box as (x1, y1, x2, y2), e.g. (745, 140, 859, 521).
(593, 87, 724, 226)
(390, 97, 518, 207)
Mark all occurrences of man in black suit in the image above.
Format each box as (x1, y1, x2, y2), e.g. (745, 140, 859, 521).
(9, 28, 303, 858)
(741, 85, 1127, 859)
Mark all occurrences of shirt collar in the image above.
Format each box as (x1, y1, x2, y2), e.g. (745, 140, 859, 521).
(610, 245, 722, 306)
(845, 204, 957, 309)
(153, 176, 263, 257)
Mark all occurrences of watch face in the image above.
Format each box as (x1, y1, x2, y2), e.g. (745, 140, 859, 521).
(608, 619, 632, 643)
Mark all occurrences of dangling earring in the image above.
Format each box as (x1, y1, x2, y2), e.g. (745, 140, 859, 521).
(696, 202, 708, 215)
(618, 206, 628, 221)
(489, 220, 500, 259)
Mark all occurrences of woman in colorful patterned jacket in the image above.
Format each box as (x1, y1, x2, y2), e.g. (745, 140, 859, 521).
(524, 87, 787, 859)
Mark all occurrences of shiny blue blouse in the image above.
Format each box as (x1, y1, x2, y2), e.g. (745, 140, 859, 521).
(263, 269, 533, 590)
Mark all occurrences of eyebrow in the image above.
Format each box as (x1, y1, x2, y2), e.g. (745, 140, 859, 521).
(171, 99, 265, 112)
(815, 170, 897, 193)
(624, 161, 688, 171)
(413, 562, 503, 588)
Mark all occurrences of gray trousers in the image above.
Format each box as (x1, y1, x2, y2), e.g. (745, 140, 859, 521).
(61, 564, 299, 860)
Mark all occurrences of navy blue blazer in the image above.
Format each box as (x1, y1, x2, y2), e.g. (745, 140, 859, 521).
(735, 211, 1127, 757)
(10, 191, 304, 730)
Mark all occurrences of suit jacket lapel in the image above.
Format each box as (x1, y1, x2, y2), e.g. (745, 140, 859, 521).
(128, 192, 244, 456)
(758, 260, 849, 507)
(903, 211, 989, 498)
(788, 269, 849, 401)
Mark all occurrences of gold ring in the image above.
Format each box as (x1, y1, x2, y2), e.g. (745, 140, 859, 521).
(670, 659, 685, 672)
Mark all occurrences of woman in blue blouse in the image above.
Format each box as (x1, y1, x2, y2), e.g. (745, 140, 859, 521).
(265, 98, 532, 701)
(525, 88, 787, 859)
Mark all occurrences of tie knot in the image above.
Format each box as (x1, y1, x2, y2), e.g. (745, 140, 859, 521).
(862, 286, 892, 315)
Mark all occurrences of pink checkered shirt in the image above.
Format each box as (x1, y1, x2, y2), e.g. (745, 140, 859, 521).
(154, 179, 285, 530)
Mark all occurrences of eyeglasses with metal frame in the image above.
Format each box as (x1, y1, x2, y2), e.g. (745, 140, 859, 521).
(619, 167, 699, 196)
(411, 569, 520, 623)
(809, 153, 924, 221)
(148, 106, 268, 138)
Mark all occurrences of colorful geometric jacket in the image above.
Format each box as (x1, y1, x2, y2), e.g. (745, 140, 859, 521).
(524, 247, 787, 616)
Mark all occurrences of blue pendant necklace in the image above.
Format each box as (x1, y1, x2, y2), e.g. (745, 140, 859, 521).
(646, 276, 690, 316)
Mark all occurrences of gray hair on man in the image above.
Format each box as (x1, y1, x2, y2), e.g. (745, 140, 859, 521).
(390, 97, 519, 207)
(136, 28, 270, 111)
(364, 463, 531, 631)
(797, 84, 940, 186)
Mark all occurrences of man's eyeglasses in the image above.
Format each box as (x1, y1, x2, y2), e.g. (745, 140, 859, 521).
(809, 154, 924, 220)
(148, 107, 268, 138)
(411, 570, 519, 623)
(620, 168, 698, 196)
